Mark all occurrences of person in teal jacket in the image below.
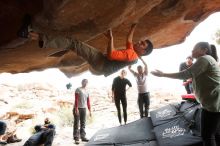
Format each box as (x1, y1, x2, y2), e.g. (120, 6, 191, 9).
(151, 42, 220, 146)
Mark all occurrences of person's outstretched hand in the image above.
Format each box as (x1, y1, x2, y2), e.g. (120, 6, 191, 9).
(29, 32, 39, 40)
(111, 95, 115, 103)
(104, 29, 113, 39)
(151, 70, 164, 77)
(75, 109, 79, 116)
(131, 23, 137, 29)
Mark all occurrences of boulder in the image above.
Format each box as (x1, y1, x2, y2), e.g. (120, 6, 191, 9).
(0, 0, 220, 76)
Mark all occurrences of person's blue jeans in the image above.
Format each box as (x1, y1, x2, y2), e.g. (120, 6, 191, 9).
(0, 121, 6, 135)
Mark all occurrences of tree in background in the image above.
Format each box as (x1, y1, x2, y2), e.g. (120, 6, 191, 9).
(66, 83, 72, 90)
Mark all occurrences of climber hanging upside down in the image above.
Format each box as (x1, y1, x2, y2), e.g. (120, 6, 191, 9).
(18, 18, 153, 77)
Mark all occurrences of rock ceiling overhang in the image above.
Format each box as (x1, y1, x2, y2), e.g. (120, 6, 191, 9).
(0, 0, 220, 77)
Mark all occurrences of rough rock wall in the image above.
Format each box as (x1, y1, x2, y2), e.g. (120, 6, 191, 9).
(0, 0, 220, 77)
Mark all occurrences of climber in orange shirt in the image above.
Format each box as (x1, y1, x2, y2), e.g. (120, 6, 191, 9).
(105, 24, 152, 62)
(18, 16, 153, 76)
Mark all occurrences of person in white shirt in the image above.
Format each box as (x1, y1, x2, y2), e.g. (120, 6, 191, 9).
(128, 57, 150, 118)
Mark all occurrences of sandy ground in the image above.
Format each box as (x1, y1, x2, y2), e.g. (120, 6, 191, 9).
(0, 84, 183, 146)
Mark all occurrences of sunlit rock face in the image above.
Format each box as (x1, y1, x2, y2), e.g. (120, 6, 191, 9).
(0, 0, 220, 77)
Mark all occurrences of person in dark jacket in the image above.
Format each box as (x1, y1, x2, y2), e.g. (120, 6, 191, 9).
(112, 69, 132, 125)
(23, 118, 55, 146)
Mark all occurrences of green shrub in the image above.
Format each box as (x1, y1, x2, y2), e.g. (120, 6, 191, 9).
(56, 107, 73, 127)
(13, 102, 33, 109)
